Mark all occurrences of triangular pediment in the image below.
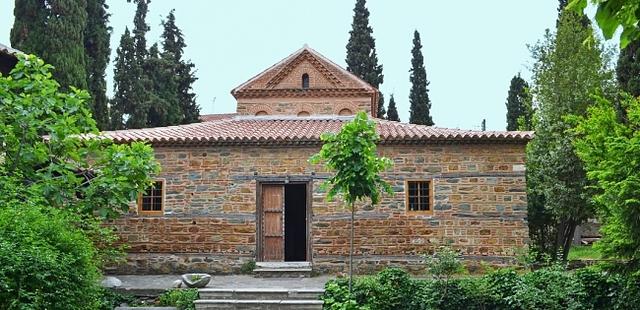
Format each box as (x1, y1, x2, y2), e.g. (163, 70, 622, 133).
(231, 45, 376, 96)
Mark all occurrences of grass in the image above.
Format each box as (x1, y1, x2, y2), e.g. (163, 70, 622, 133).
(568, 245, 602, 260)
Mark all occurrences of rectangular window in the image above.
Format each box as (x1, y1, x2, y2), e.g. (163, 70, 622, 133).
(138, 180, 164, 215)
(406, 180, 431, 212)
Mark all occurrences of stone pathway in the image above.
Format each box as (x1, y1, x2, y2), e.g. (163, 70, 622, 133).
(115, 274, 332, 293)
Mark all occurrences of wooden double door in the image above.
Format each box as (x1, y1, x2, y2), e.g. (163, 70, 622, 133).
(259, 183, 309, 262)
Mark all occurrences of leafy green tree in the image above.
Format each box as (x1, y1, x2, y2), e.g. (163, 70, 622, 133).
(0, 54, 159, 308)
(526, 11, 613, 261)
(161, 10, 200, 124)
(345, 0, 384, 117)
(572, 94, 640, 263)
(506, 74, 532, 131)
(310, 111, 392, 291)
(11, 0, 88, 90)
(409, 30, 434, 125)
(387, 94, 400, 121)
(1, 54, 159, 218)
(568, 0, 640, 48)
(84, 0, 111, 130)
(617, 39, 640, 97)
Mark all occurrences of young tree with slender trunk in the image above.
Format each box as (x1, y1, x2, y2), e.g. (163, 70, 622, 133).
(310, 112, 392, 291)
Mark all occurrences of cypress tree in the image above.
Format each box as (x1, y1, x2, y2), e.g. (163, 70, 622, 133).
(111, 28, 136, 130)
(145, 43, 181, 127)
(84, 0, 111, 130)
(505, 74, 531, 131)
(11, 0, 88, 90)
(377, 93, 386, 119)
(161, 10, 200, 124)
(408, 30, 433, 125)
(123, 0, 152, 129)
(617, 39, 640, 97)
(386, 94, 400, 122)
(481, 119, 486, 131)
(345, 0, 384, 117)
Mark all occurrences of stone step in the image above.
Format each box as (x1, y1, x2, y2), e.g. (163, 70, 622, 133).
(253, 268, 312, 278)
(194, 299, 323, 310)
(255, 262, 311, 269)
(198, 288, 324, 300)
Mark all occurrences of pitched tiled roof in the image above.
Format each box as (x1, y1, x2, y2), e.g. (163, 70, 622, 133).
(199, 113, 237, 122)
(102, 115, 533, 146)
(0, 43, 21, 57)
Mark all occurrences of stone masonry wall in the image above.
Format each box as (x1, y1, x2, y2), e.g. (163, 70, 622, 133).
(236, 96, 372, 117)
(109, 143, 528, 274)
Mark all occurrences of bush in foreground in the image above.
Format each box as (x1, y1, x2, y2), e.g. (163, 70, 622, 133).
(322, 266, 640, 310)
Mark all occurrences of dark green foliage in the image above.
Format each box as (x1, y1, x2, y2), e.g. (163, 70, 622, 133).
(11, 0, 88, 90)
(322, 266, 640, 310)
(505, 74, 531, 131)
(84, 0, 111, 130)
(97, 288, 139, 310)
(240, 260, 256, 274)
(617, 39, 640, 97)
(408, 30, 433, 126)
(0, 204, 101, 309)
(158, 289, 199, 310)
(386, 94, 400, 121)
(112, 6, 199, 129)
(345, 0, 384, 116)
(377, 93, 386, 119)
(146, 43, 181, 127)
(111, 28, 137, 130)
(526, 10, 612, 262)
(161, 10, 200, 124)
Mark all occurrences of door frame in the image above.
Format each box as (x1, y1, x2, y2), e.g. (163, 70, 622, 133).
(256, 179, 312, 262)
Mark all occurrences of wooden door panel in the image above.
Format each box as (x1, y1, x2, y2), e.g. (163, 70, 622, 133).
(261, 184, 284, 261)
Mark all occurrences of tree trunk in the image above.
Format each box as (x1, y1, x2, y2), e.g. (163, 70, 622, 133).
(349, 202, 355, 292)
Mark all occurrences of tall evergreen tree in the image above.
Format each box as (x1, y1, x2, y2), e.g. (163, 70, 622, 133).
(11, 0, 88, 90)
(145, 43, 181, 127)
(505, 74, 531, 131)
(119, 0, 152, 129)
(84, 0, 111, 130)
(408, 30, 433, 125)
(377, 93, 386, 119)
(111, 28, 136, 130)
(161, 10, 200, 124)
(345, 0, 384, 117)
(481, 119, 486, 131)
(527, 11, 613, 261)
(386, 94, 400, 122)
(617, 39, 640, 97)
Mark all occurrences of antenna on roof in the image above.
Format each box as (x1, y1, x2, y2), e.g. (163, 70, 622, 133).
(211, 97, 216, 112)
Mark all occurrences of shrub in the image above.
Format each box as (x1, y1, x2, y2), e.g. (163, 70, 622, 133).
(240, 259, 256, 274)
(0, 204, 102, 309)
(158, 288, 199, 310)
(574, 267, 622, 308)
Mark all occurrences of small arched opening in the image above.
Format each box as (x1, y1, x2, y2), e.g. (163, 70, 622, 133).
(302, 73, 310, 89)
(297, 111, 310, 117)
(338, 108, 353, 116)
(255, 111, 268, 116)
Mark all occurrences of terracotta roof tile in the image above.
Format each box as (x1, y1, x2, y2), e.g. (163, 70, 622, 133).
(102, 115, 533, 146)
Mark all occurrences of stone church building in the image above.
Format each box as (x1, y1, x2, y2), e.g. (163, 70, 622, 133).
(105, 46, 532, 274)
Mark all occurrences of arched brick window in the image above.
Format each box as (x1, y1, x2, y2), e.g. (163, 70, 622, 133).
(297, 111, 310, 117)
(302, 73, 309, 89)
(338, 108, 353, 116)
(255, 111, 268, 116)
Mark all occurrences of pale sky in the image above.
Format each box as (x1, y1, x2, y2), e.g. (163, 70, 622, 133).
(0, 1, 605, 130)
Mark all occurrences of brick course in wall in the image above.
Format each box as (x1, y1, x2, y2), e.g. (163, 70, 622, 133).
(109, 143, 528, 274)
